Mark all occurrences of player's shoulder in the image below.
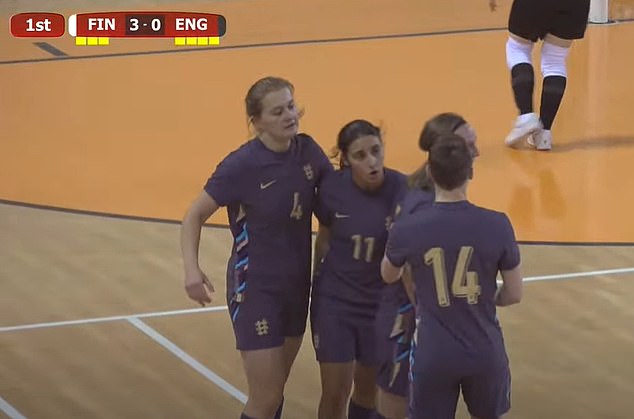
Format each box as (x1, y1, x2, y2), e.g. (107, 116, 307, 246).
(320, 167, 348, 190)
(468, 203, 513, 226)
(296, 132, 331, 164)
(400, 188, 434, 215)
(390, 209, 428, 243)
(295, 132, 318, 145)
(384, 167, 407, 182)
(295, 132, 323, 154)
(215, 139, 258, 171)
(383, 167, 409, 198)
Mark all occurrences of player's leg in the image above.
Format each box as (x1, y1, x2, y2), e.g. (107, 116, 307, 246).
(311, 305, 357, 419)
(349, 362, 377, 419)
(270, 283, 311, 419)
(528, 34, 572, 151)
(233, 294, 286, 419)
(240, 346, 287, 419)
(375, 303, 414, 419)
(409, 340, 460, 419)
(409, 368, 460, 419)
(318, 361, 355, 419)
(461, 356, 512, 419)
(532, 0, 591, 150)
(268, 336, 303, 419)
(348, 315, 379, 419)
(375, 388, 407, 419)
(504, 0, 543, 147)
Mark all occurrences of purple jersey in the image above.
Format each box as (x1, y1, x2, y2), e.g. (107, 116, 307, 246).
(205, 134, 332, 292)
(399, 188, 435, 217)
(381, 188, 435, 306)
(313, 168, 407, 313)
(385, 201, 520, 369)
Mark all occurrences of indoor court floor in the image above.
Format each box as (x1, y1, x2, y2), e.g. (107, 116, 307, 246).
(2, 0, 634, 418)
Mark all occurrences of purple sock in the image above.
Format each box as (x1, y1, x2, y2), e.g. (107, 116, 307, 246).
(348, 400, 374, 419)
(371, 412, 388, 419)
(240, 414, 256, 419)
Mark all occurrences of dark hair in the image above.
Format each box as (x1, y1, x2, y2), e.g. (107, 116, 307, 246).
(418, 113, 467, 151)
(428, 133, 473, 191)
(331, 119, 382, 169)
(245, 77, 300, 123)
(408, 112, 468, 190)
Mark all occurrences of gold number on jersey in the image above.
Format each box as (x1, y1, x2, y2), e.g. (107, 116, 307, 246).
(351, 235, 376, 263)
(290, 192, 303, 220)
(423, 246, 481, 307)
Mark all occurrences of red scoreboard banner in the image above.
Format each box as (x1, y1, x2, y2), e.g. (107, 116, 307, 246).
(10, 12, 65, 37)
(72, 12, 226, 38)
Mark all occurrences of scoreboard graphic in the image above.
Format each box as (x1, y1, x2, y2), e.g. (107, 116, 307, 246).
(9, 11, 227, 46)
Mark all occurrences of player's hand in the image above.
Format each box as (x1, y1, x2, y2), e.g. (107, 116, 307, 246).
(489, 0, 498, 11)
(184, 269, 214, 306)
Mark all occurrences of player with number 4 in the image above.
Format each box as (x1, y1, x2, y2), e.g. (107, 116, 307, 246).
(180, 76, 332, 419)
(381, 133, 523, 419)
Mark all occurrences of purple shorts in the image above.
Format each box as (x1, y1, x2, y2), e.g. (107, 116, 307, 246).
(409, 351, 511, 419)
(375, 301, 415, 397)
(227, 268, 310, 351)
(310, 302, 377, 366)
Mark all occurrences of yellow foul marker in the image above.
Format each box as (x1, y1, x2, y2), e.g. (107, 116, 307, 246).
(69, 15, 110, 46)
(174, 37, 220, 46)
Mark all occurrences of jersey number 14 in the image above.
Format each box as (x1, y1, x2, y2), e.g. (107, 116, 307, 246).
(424, 246, 481, 307)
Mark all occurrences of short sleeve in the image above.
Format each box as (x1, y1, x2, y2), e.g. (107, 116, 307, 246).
(385, 219, 411, 268)
(302, 133, 333, 184)
(315, 147, 334, 182)
(203, 150, 246, 207)
(390, 173, 409, 220)
(314, 172, 334, 227)
(498, 214, 521, 271)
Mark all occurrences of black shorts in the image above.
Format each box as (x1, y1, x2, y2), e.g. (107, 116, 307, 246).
(508, 0, 591, 42)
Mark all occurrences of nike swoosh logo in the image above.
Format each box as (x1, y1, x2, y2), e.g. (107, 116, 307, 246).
(260, 180, 277, 189)
(335, 212, 350, 219)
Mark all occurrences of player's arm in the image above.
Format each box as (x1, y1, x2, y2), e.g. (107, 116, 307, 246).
(313, 224, 331, 277)
(381, 256, 404, 284)
(495, 214, 523, 306)
(181, 191, 219, 272)
(495, 264, 523, 306)
(401, 263, 416, 305)
(181, 191, 220, 305)
(382, 221, 409, 283)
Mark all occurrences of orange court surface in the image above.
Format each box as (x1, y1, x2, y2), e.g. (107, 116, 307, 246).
(1, 0, 634, 418)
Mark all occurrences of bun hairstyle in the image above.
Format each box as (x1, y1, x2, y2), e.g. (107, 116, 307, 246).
(408, 113, 468, 190)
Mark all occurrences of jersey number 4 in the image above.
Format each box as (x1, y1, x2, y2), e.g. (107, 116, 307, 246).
(424, 246, 481, 307)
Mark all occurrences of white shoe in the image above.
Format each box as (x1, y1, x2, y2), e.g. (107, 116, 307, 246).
(530, 129, 552, 151)
(505, 113, 542, 147)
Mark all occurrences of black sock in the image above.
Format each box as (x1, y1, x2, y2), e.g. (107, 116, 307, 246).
(371, 412, 388, 419)
(348, 400, 374, 419)
(540, 75, 567, 130)
(240, 414, 256, 419)
(511, 63, 535, 115)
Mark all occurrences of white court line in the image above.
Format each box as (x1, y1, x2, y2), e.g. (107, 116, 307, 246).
(126, 317, 247, 404)
(0, 396, 27, 419)
(522, 266, 634, 283)
(1, 266, 634, 334)
(0, 306, 228, 333)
